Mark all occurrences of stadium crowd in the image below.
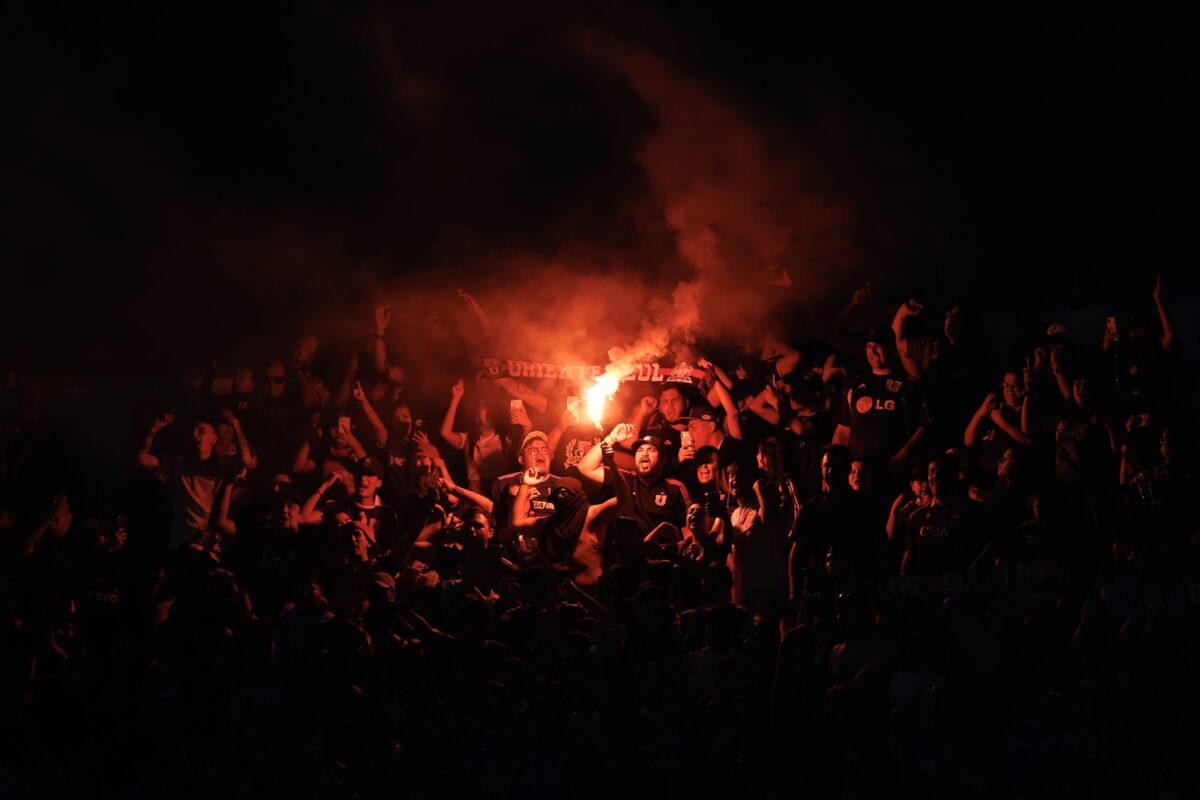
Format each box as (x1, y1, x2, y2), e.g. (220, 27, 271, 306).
(1, 278, 1197, 798)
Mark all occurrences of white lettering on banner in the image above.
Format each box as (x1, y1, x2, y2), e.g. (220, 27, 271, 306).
(484, 359, 696, 383)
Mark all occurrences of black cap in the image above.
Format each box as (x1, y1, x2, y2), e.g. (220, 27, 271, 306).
(681, 403, 718, 423)
(355, 457, 385, 478)
(630, 429, 677, 455)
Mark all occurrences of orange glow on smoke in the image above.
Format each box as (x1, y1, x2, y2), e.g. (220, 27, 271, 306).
(586, 372, 621, 428)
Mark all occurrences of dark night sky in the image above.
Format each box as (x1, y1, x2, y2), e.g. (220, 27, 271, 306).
(2, 2, 1193, 375)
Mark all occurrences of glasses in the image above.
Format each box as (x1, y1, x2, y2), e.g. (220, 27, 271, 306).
(524, 446, 550, 455)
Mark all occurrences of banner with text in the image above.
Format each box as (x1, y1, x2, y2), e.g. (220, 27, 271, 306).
(481, 358, 704, 385)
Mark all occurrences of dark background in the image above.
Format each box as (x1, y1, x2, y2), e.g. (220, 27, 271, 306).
(2, 2, 1193, 375)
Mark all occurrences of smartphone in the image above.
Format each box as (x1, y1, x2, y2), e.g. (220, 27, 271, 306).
(1105, 316, 1118, 336)
(510, 399, 524, 413)
(116, 514, 127, 529)
(566, 396, 582, 421)
(680, 430, 693, 449)
(414, 418, 424, 432)
(337, 416, 352, 437)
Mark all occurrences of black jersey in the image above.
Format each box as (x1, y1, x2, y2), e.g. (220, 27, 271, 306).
(837, 372, 930, 463)
(610, 468, 691, 534)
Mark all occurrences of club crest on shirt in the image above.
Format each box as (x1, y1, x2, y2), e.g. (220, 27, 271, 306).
(655, 491, 668, 507)
(856, 396, 875, 414)
(390, 455, 406, 468)
(886, 379, 902, 392)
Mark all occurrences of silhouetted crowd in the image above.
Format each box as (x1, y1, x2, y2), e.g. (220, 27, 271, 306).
(2, 281, 1198, 798)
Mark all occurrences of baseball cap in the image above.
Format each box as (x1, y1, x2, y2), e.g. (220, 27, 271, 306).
(681, 403, 718, 423)
(520, 430, 549, 452)
(630, 429, 676, 454)
(355, 457, 385, 478)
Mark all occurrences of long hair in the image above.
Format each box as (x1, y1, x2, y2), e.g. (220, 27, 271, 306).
(466, 397, 512, 452)
(759, 436, 801, 535)
(757, 437, 787, 488)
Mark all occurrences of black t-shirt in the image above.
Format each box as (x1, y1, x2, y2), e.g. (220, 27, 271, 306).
(553, 424, 604, 477)
(380, 440, 421, 501)
(794, 490, 877, 581)
(335, 499, 401, 557)
(1113, 338, 1169, 408)
(782, 430, 824, 501)
(1054, 411, 1111, 487)
(608, 467, 690, 534)
(977, 406, 1023, 474)
(492, 472, 583, 528)
(838, 372, 930, 463)
(904, 499, 989, 574)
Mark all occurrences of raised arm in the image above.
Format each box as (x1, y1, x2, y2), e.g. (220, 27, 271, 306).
(988, 406, 1032, 447)
(372, 304, 392, 377)
(456, 288, 494, 339)
(496, 377, 548, 415)
(1020, 362, 1036, 436)
(213, 480, 238, 536)
(577, 423, 636, 485)
(890, 425, 927, 472)
(134, 412, 173, 471)
(892, 299, 925, 380)
(20, 493, 71, 558)
(627, 395, 657, 436)
(510, 470, 549, 530)
(353, 380, 389, 449)
(327, 349, 354, 413)
(293, 439, 316, 474)
(700, 358, 744, 439)
(440, 380, 468, 451)
(964, 393, 997, 448)
(1153, 273, 1175, 351)
(830, 281, 872, 338)
(291, 339, 329, 410)
(746, 385, 782, 426)
(434, 458, 493, 513)
(1047, 349, 1071, 404)
(220, 409, 258, 470)
(302, 473, 341, 524)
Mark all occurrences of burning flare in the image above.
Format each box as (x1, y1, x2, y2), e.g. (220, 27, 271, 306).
(586, 371, 622, 428)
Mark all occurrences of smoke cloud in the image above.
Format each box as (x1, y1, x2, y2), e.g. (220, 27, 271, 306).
(3, 1, 908, 390)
